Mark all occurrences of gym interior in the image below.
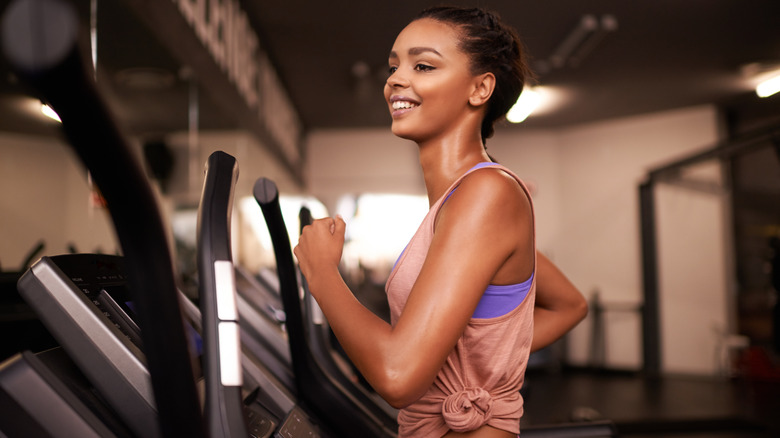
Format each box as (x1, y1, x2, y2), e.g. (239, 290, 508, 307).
(1, 1, 780, 437)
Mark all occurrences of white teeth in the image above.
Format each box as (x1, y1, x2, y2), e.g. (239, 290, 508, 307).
(392, 101, 417, 110)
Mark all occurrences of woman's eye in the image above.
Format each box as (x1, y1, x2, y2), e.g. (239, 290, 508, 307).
(415, 64, 434, 72)
(388, 66, 398, 75)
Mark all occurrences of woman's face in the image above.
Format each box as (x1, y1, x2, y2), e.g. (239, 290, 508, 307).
(384, 18, 479, 142)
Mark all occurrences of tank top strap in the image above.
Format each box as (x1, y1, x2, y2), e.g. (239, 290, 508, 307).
(439, 162, 501, 205)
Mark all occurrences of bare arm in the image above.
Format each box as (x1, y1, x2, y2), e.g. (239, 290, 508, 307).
(531, 252, 588, 352)
(293, 171, 532, 408)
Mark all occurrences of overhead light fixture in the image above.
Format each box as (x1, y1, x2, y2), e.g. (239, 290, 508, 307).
(742, 62, 780, 98)
(756, 73, 780, 98)
(40, 103, 61, 122)
(536, 14, 618, 73)
(507, 87, 542, 123)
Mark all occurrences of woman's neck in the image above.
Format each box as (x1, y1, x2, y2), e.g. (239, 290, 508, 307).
(418, 133, 491, 206)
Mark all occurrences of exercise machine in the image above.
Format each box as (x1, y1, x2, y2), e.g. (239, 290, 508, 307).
(0, 1, 324, 436)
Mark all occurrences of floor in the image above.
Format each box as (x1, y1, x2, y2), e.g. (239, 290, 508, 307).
(519, 367, 780, 437)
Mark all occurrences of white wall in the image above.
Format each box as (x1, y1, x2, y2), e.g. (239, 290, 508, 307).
(1, 133, 117, 267)
(655, 164, 730, 375)
(305, 129, 424, 214)
(306, 104, 729, 376)
(164, 130, 304, 206)
(551, 105, 723, 374)
(0, 130, 301, 271)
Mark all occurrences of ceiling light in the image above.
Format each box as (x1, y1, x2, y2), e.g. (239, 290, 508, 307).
(41, 103, 61, 122)
(756, 73, 780, 98)
(507, 87, 542, 123)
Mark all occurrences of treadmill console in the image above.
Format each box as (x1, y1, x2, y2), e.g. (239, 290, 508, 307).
(17, 253, 324, 438)
(36, 254, 146, 351)
(275, 406, 322, 438)
(18, 254, 159, 438)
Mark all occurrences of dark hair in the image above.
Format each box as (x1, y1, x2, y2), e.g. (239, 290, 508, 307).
(414, 6, 531, 142)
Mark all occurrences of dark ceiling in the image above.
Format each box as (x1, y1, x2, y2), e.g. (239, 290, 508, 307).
(1, 0, 779, 141)
(243, 0, 780, 133)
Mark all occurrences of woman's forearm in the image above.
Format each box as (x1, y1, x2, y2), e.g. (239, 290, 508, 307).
(530, 304, 587, 352)
(306, 268, 393, 380)
(531, 252, 588, 352)
(305, 268, 425, 407)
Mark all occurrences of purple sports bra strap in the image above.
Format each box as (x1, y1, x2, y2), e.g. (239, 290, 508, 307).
(442, 162, 499, 204)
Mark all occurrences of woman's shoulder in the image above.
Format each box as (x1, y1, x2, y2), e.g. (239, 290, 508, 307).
(457, 165, 529, 207)
(437, 165, 531, 229)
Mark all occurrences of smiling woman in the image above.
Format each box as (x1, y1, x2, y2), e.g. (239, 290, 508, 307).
(384, 19, 485, 145)
(294, 6, 587, 438)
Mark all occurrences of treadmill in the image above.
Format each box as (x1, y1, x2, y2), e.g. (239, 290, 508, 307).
(0, 1, 324, 436)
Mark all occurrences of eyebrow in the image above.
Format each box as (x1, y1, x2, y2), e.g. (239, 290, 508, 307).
(388, 47, 443, 59)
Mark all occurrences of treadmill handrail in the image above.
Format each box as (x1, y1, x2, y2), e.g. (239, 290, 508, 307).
(254, 178, 395, 438)
(298, 207, 400, 430)
(253, 179, 310, 398)
(1, 1, 204, 436)
(197, 151, 249, 437)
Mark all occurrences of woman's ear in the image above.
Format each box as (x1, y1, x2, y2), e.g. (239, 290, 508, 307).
(469, 72, 496, 107)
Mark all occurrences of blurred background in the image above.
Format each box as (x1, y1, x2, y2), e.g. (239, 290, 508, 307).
(1, 1, 780, 436)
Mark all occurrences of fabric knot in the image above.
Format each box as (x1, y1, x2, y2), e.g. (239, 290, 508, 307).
(441, 387, 494, 432)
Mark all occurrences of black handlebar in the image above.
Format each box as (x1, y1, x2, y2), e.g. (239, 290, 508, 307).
(254, 178, 394, 437)
(1, 1, 204, 436)
(253, 178, 309, 387)
(197, 151, 248, 438)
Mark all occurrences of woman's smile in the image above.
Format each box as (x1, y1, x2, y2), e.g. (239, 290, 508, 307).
(389, 96, 420, 118)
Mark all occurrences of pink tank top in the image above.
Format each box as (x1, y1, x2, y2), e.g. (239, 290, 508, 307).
(385, 163, 536, 437)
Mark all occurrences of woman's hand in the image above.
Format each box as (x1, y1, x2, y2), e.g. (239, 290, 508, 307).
(293, 215, 346, 292)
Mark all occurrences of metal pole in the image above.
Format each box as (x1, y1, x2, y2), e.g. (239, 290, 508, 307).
(639, 180, 661, 377)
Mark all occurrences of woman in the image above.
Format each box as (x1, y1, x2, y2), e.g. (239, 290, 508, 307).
(294, 6, 587, 437)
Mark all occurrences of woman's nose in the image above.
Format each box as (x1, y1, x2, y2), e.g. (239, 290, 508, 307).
(386, 70, 409, 88)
